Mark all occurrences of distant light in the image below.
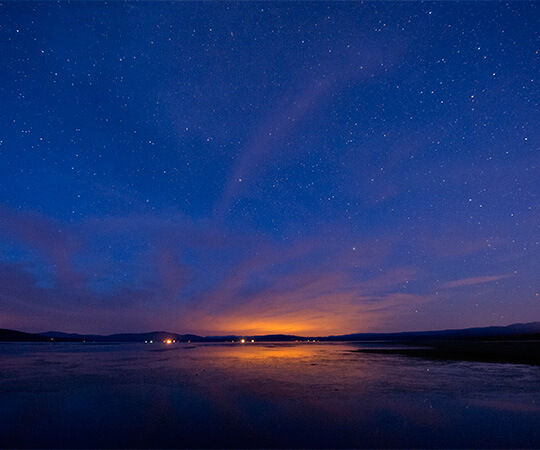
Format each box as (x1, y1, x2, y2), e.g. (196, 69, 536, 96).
(165, 339, 172, 344)
(145, 341, 148, 343)
(150, 340, 153, 343)
(251, 340, 254, 343)
(241, 339, 245, 343)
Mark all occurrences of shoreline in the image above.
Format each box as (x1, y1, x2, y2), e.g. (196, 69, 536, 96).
(352, 340, 540, 365)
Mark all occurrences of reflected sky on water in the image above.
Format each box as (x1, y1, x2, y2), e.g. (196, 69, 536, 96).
(1, 342, 539, 448)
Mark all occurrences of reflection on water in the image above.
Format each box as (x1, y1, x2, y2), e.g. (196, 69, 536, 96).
(1, 342, 539, 448)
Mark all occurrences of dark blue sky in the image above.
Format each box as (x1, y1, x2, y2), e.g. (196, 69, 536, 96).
(0, 1, 538, 335)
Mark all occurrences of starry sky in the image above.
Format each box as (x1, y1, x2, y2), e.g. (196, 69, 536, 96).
(0, 1, 538, 336)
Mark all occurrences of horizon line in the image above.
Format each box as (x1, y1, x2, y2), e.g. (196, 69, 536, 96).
(5, 320, 540, 338)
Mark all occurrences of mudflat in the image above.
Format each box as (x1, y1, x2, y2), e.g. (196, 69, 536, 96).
(353, 340, 540, 365)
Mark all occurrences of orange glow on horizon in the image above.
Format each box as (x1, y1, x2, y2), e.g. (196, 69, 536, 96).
(181, 314, 357, 337)
(173, 287, 430, 336)
(182, 298, 376, 335)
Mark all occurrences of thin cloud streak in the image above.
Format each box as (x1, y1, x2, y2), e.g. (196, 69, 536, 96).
(443, 274, 512, 289)
(214, 43, 399, 220)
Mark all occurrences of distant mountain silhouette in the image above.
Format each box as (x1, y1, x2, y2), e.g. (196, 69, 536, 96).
(1, 322, 539, 343)
(322, 322, 540, 341)
(39, 331, 306, 342)
(40, 331, 206, 343)
(0, 329, 79, 342)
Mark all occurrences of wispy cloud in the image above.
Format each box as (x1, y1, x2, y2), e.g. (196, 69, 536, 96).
(443, 274, 512, 289)
(215, 43, 400, 220)
(0, 202, 529, 335)
(0, 204, 429, 334)
(0, 205, 84, 288)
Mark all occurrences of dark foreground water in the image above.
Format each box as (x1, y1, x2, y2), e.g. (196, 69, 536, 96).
(1, 342, 539, 449)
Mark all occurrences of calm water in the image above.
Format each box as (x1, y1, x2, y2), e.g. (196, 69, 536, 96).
(1, 342, 539, 448)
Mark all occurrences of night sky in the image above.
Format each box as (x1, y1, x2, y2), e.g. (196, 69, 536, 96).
(0, 2, 538, 335)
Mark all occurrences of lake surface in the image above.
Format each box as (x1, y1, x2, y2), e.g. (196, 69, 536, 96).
(1, 342, 539, 448)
